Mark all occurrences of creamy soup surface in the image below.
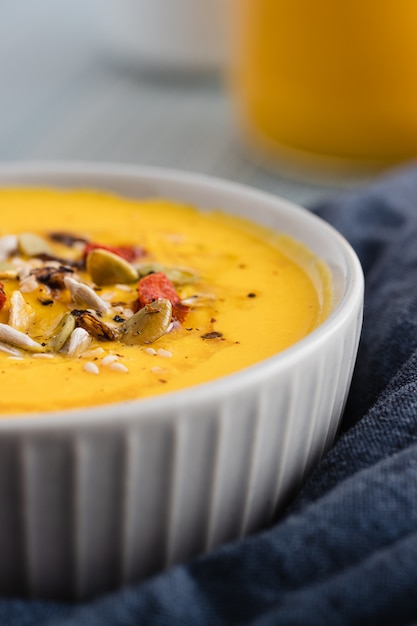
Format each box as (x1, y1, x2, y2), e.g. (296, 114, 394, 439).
(0, 188, 332, 415)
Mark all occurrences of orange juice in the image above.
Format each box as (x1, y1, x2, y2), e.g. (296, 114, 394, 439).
(230, 0, 417, 168)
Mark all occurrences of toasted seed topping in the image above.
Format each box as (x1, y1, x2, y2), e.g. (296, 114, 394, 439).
(66, 327, 92, 357)
(64, 276, 109, 314)
(100, 291, 116, 302)
(157, 348, 172, 358)
(18, 233, 52, 257)
(0, 323, 44, 352)
(0, 226, 214, 367)
(115, 284, 133, 292)
(0, 341, 23, 357)
(82, 347, 105, 358)
(83, 361, 100, 375)
(34, 252, 84, 269)
(120, 298, 173, 346)
(86, 248, 139, 286)
(49, 232, 88, 246)
(47, 312, 76, 353)
(31, 265, 74, 290)
(136, 263, 199, 285)
(0, 261, 19, 279)
(0, 235, 17, 261)
(101, 354, 119, 366)
(73, 310, 118, 341)
(109, 361, 129, 373)
(181, 293, 216, 307)
(19, 274, 39, 293)
(8, 290, 35, 333)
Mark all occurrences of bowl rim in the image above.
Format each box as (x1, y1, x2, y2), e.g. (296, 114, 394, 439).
(0, 160, 364, 430)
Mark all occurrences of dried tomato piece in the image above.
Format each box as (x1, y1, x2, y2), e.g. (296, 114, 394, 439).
(137, 272, 189, 323)
(84, 242, 144, 263)
(0, 282, 6, 311)
(137, 272, 179, 305)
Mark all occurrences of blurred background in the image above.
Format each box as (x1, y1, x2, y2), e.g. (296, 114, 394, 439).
(1, 0, 416, 207)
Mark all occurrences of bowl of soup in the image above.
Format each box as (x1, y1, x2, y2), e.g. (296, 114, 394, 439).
(0, 161, 363, 599)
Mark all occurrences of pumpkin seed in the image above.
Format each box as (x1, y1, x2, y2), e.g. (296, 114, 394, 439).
(0, 323, 44, 352)
(86, 248, 138, 286)
(120, 298, 172, 345)
(18, 233, 52, 257)
(136, 263, 199, 285)
(64, 276, 109, 314)
(181, 293, 216, 307)
(47, 312, 76, 352)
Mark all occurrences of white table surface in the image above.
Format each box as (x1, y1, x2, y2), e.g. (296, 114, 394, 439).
(0, 0, 374, 208)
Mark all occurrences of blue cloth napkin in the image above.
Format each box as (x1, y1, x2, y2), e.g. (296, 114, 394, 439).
(2, 162, 417, 626)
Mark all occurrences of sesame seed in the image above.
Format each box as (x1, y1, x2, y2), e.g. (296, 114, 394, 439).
(157, 348, 172, 358)
(109, 362, 129, 373)
(83, 361, 100, 375)
(33, 353, 54, 359)
(83, 347, 105, 358)
(116, 284, 132, 292)
(144, 347, 157, 356)
(100, 291, 116, 302)
(19, 276, 38, 293)
(102, 354, 119, 366)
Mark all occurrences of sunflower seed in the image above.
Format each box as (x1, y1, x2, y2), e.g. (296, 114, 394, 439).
(64, 276, 109, 314)
(0, 341, 23, 357)
(8, 290, 35, 333)
(0, 323, 44, 352)
(66, 327, 92, 357)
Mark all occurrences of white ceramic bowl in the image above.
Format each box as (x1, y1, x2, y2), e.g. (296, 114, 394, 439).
(0, 162, 363, 600)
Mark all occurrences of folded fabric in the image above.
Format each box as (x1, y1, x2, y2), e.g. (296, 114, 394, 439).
(2, 162, 417, 625)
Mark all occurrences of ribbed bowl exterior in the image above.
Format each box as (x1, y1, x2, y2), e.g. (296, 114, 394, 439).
(0, 163, 364, 599)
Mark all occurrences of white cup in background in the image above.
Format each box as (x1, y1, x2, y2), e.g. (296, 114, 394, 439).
(98, 0, 227, 74)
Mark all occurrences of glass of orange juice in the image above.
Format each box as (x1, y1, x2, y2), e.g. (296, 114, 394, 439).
(228, 0, 417, 180)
